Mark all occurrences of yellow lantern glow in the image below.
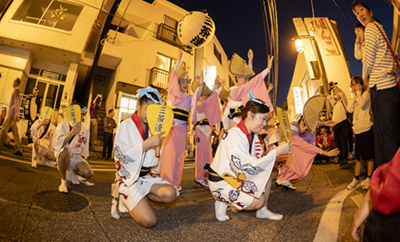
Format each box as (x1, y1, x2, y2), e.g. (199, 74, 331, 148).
(295, 39, 304, 53)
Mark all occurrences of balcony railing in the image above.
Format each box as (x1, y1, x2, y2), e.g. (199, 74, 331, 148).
(149, 67, 169, 90)
(156, 23, 183, 48)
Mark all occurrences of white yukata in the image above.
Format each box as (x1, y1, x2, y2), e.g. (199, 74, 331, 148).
(31, 118, 56, 167)
(53, 121, 90, 171)
(209, 120, 276, 210)
(114, 112, 178, 211)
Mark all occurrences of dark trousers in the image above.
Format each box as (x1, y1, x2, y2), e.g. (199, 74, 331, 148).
(103, 132, 113, 158)
(347, 120, 353, 153)
(333, 120, 348, 162)
(364, 209, 400, 242)
(370, 85, 400, 169)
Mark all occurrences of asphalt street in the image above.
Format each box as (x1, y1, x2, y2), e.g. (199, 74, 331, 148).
(0, 149, 367, 242)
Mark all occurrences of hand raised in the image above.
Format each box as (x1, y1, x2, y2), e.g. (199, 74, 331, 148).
(267, 55, 274, 70)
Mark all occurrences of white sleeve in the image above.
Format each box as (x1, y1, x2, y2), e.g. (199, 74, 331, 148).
(53, 124, 68, 154)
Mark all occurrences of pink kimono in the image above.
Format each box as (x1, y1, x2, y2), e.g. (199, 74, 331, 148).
(223, 73, 274, 129)
(160, 70, 200, 186)
(195, 92, 221, 181)
(278, 123, 322, 182)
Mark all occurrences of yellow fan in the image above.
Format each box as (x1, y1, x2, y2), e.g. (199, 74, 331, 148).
(146, 104, 174, 137)
(147, 104, 174, 156)
(63, 105, 81, 127)
(276, 107, 291, 142)
(41, 107, 54, 119)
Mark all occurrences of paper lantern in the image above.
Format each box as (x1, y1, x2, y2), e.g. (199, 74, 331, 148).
(178, 11, 216, 49)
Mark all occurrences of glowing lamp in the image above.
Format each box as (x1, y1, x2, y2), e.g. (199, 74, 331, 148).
(295, 39, 304, 53)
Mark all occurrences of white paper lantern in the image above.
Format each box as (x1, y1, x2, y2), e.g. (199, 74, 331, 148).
(178, 11, 216, 49)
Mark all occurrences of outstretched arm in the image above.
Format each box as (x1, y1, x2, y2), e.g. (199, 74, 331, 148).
(261, 55, 274, 79)
(351, 191, 373, 241)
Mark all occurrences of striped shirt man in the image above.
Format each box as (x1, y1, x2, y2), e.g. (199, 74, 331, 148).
(363, 22, 398, 90)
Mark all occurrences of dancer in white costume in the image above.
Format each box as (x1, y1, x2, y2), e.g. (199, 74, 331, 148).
(209, 92, 292, 221)
(111, 86, 177, 228)
(31, 107, 56, 168)
(54, 106, 93, 193)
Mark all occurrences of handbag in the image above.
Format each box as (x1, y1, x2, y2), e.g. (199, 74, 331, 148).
(374, 23, 400, 93)
(370, 148, 400, 215)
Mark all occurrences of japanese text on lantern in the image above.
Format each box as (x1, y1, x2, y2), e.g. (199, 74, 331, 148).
(155, 107, 166, 132)
(313, 18, 339, 55)
(190, 16, 213, 47)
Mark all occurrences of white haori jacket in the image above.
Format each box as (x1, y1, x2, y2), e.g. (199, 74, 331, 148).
(53, 121, 90, 159)
(211, 120, 276, 199)
(113, 113, 160, 187)
(31, 118, 56, 149)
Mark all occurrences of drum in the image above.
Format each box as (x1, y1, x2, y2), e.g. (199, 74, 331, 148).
(24, 97, 38, 121)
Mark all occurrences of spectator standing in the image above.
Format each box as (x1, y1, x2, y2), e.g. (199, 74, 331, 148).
(90, 94, 102, 145)
(346, 76, 374, 190)
(327, 82, 350, 168)
(103, 109, 116, 160)
(353, 1, 400, 169)
(0, 78, 23, 155)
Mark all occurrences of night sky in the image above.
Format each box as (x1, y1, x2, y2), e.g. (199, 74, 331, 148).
(175, 0, 394, 106)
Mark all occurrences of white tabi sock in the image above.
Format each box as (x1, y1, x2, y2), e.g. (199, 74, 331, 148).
(256, 207, 283, 221)
(59, 179, 68, 193)
(32, 157, 37, 168)
(215, 200, 230, 221)
(118, 199, 128, 213)
(111, 199, 120, 219)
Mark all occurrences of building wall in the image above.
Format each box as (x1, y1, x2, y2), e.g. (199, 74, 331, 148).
(100, 0, 232, 125)
(0, 0, 102, 55)
(287, 17, 351, 122)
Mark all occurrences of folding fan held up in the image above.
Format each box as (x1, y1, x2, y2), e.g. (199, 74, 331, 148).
(275, 107, 291, 142)
(41, 106, 54, 120)
(146, 104, 174, 157)
(303, 95, 327, 134)
(63, 105, 81, 127)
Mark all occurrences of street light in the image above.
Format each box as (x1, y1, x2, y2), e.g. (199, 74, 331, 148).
(295, 39, 304, 53)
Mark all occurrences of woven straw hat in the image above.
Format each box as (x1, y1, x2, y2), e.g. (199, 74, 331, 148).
(229, 53, 254, 78)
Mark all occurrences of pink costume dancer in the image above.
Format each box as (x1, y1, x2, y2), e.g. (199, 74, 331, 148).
(160, 50, 202, 189)
(222, 52, 274, 130)
(276, 117, 339, 190)
(194, 83, 223, 186)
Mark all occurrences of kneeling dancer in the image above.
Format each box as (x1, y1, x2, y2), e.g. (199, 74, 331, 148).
(112, 86, 177, 228)
(31, 107, 56, 168)
(54, 105, 93, 193)
(209, 92, 292, 221)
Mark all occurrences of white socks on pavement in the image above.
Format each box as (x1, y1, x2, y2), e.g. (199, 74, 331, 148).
(215, 200, 230, 221)
(111, 199, 120, 219)
(59, 179, 68, 193)
(256, 207, 283, 220)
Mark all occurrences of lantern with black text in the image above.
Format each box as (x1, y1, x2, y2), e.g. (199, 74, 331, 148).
(178, 11, 216, 49)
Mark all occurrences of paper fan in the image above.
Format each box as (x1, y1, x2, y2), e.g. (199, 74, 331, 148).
(303, 95, 327, 134)
(146, 104, 174, 137)
(63, 105, 81, 127)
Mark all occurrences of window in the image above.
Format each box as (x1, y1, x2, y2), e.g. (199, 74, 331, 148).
(29, 68, 66, 82)
(162, 15, 178, 30)
(155, 53, 176, 72)
(12, 0, 83, 31)
(214, 44, 222, 64)
(118, 93, 138, 124)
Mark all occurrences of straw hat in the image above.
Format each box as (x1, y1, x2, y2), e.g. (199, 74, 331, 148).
(177, 64, 188, 82)
(192, 80, 212, 96)
(229, 53, 254, 78)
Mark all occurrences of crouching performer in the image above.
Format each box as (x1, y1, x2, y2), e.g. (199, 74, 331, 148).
(208, 92, 292, 221)
(31, 107, 56, 168)
(54, 105, 93, 193)
(111, 86, 177, 228)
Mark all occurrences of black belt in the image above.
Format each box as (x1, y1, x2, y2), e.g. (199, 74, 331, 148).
(172, 107, 190, 122)
(228, 105, 243, 119)
(204, 164, 223, 182)
(195, 118, 210, 127)
(139, 166, 151, 177)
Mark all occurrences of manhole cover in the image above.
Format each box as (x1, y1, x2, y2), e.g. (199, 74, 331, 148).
(33, 191, 89, 212)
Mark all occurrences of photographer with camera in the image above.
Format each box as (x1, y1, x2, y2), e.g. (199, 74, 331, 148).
(327, 81, 351, 168)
